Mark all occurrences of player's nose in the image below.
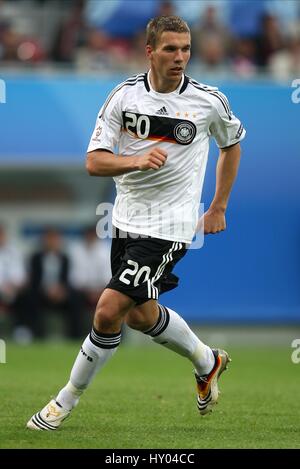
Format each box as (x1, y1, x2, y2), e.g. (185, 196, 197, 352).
(174, 50, 184, 63)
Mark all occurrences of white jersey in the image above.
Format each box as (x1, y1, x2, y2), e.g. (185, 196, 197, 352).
(87, 71, 246, 243)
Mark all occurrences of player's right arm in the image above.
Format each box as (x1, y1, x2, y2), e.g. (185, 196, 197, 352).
(86, 147, 167, 177)
(86, 83, 167, 177)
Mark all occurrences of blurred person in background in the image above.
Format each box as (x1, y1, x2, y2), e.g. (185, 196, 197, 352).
(269, 34, 300, 80)
(0, 22, 20, 61)
(0, 22, 44, 64)
(50, 0, 85, 63)
(264, 0, 300, 36)
(127, 30, 151, 73)
(192, 5, 232, 57)
(172, 0, 230, 28)
(256, 13, 285, 68)
(0, 224, 26, 318)
(27, 15, 245, 432)
(196, 33, 229, 74)
(69, 225, 111, 311)
(75, 27, 112, 71)
(231, 37, 257, 78)
(18, 227, 83, 341)
(75, 27, 131, 72)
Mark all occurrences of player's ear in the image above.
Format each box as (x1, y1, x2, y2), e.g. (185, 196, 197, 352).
(146, 45, 154, 58)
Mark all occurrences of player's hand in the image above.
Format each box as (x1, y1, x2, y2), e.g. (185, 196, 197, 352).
(198, 207, 226, 234)
(136, 147, 168, 171)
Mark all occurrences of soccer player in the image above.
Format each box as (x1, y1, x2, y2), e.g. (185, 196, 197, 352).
(27, 16, 245, 431)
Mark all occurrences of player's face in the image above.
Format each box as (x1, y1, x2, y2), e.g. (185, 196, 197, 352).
(147, 31, 191, 83)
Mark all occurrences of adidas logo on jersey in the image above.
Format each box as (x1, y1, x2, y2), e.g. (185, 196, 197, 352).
(156, 106, 168, 115)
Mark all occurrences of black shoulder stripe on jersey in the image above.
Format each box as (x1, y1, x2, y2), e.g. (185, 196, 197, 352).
(209, 92, 231, 118)
(191, 83, 231, 118)
(190, 80, 231, 116)
(189, 77, 229, 104)
(179, 75, 189, 94)
(208, 90, 230, 115)
(100, 75, 144, 116)
(188, 79, 232, 119)
(100, 75, 145, 118)
(143, 72, 150, 92)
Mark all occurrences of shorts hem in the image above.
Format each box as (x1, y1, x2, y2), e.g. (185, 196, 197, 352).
(105, 284, 152, 306)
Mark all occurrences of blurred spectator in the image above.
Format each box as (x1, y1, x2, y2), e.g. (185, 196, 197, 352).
(232, 37, 257, 78)
(0, 21, 45, 63)
(192, 5, 231, 71)
(75, 27, 131, 72)
(17, 36, 45, 63)
(0, 224, 26, 315)
(69, 225, 111, 310)
(265, 0, 300, 35)
(0, 23, 20, 61)
(16, 227, 83, 340)
(269, 35, 300, 80)
(173, 0, 229, 28)
(51, 0, 85, 63)
(127, 30, 149, 73)
(256, 13, 285, 67)
(198, 34, 228, 70)
(158, 1, 175, 17)
(75, 28, 111, 71)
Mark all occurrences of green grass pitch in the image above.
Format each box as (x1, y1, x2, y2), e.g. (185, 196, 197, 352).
(1, 341, 299, 449)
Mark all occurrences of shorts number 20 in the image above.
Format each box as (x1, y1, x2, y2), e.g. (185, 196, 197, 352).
(119, 260, 151, 286)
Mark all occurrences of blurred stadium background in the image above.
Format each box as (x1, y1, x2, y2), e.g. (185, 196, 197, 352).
(1, 0, 299, 343)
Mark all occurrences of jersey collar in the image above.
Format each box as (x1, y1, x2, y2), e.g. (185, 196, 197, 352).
(144, 71, 189, 95)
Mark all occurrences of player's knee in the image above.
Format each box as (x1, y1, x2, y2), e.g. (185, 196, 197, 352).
(93, 290, 132, 331)
(125, 309, 152, 331)
(94, 309, 116, 331)
(93, 300, 119, 329)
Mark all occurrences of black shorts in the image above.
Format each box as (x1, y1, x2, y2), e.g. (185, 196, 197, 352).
(106, 228, 187, 305)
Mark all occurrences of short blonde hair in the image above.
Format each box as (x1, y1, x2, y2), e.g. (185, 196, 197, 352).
(146, 16, 190, 49)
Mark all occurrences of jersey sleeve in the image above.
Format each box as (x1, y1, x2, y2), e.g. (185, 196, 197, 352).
(209, 91, 246, 149)
(87, 87, 123, 154)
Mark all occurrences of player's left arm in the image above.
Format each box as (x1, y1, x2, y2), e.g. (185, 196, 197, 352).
(203, 90, 246, 235)
(204, 143, 241, 234)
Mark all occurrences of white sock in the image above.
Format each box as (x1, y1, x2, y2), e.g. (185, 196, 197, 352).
(144, 305, 215, 376)
(56, 328, 121, 410)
